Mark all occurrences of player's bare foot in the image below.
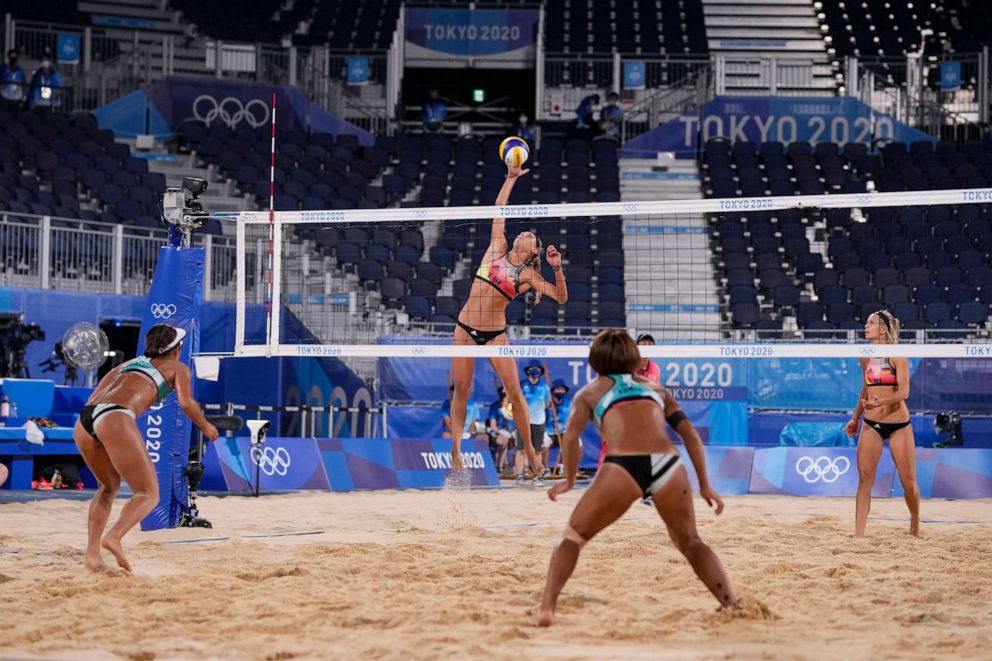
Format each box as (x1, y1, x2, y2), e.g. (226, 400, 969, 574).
(910, 517, 920, 537)
(450, 454, 464, 471)
(101, 535, 132, 572)
(84, 553, 108, 573)
(537, 606, 555, 627)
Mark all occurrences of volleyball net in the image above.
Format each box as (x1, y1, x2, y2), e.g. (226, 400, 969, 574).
(221, 188, 992, 359)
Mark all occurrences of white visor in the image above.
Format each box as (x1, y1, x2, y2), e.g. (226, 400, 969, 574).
(161, 326, 187, 354)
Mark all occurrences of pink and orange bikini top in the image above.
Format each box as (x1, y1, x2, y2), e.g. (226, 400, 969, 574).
(475, 252, 529, 301)
(865, 356, 898, 386)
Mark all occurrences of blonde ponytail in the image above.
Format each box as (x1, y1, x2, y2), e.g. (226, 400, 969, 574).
(875, 310, 900, 343)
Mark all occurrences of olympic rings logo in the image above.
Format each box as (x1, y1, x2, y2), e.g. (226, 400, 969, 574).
(795, 456, 850, 484)
(858, 346, 877, 356)
(623, 203, 640, 213)
(251, 446, 291, 477)
(150, 303, 177, 319)
(855, 195, 873, 205)
(192, 95, 270, 129)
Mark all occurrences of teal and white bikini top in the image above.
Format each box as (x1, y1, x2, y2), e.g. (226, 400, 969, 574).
(592, 374, 665, 429)
(120, 357, 172, 403)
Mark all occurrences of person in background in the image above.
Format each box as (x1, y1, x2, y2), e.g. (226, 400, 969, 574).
(574, 94, 600, 132)
(422, 88, 447, 133)
(441, 383, 479, 440)
(487, 386, 514, 474)
(545, 379, 572, 475)
(599, 92, 624, 141)
(515, 361, 552, 481)
(28, 51, 63, 112)
(515, 113, 536, 144)
(0, 49, 26, 107)
(635, 333, 661, 384)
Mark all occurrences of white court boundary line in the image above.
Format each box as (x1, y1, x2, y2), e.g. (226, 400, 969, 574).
(220, 187, 992, 358)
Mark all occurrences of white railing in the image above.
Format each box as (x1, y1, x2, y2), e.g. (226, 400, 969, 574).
(0, 212, 237, 300)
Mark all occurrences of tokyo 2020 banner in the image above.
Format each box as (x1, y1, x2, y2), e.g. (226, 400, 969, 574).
(405, 8, 539, 67)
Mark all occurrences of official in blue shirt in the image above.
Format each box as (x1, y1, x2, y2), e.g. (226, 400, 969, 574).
(514, 361, 551, 479)
(600, 92, 624, 141)
(422, 88, 447, 133)
(28, 53, 64, 111)
(487, 386, 515, 473)
(0, 49, 26, 105)
(574, 94, 600, 130)
(441, 384, 479, 439)
(544, 379, 572, 471)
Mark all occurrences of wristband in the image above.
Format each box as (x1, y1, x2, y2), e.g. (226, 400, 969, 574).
(552, 265, 562, 272)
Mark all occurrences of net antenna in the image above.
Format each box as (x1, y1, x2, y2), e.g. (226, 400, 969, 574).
(213, 187, 992, 360)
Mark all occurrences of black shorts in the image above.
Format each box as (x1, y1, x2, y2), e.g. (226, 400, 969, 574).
(516, 423, 546, 451)
(604, 453, 682, 498)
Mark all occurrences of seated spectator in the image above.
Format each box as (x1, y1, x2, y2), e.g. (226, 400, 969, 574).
(422, 88, 447, 133)
(28, 50, 64, 112)
(441, 384, 479, 439)
(487, 386, 515, 473)
(599, 92, 624, 141)
(0, 49, 26, 107)
(515, 114, 535, 144)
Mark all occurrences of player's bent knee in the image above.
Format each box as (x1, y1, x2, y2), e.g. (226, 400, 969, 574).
(558, 524, 589, 550)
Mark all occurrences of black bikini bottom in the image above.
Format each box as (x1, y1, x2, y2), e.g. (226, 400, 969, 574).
(604, 453, 682, 498)
(863, 418, 911, 440)
(457, 320, 506, 346)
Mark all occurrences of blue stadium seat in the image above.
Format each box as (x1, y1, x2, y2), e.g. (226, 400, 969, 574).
(381, 278, 407, 308)
(914, 284, 942, 306)
(828, 303, 856, 326)
(405, 296, 432, 320)
(796, 302, 825, 327)
(946, 284, 975, 305)
(409, 279, 436, 298)
(730, 302, 761, 327)
(959, 302, 989, 326)
(925, 302, 953, 324)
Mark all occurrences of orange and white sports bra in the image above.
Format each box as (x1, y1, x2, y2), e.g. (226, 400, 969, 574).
(865, 356, 897, 386)
(475, 252, 528, 301)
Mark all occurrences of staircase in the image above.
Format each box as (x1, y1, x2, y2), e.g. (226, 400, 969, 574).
(702, 0, 837, 94)
(77, 0, 207, 77)
(620, 158, 722, 341)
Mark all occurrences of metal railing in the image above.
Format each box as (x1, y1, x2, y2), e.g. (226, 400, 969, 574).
(0, 212, 237, 300)
(621, 64, 714, 144)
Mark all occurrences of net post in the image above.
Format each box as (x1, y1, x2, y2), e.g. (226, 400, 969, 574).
(269, 218, 283, 357)
(235, 213, 246, 354)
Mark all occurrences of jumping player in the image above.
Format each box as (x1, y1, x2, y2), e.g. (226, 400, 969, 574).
(845, 310, 921, 537)
(537, 329, 737, 626)
(448, 163, 568, 471)
(74, 324, 219, 572)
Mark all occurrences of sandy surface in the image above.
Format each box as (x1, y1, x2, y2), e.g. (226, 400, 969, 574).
(1, 486, 990, 661)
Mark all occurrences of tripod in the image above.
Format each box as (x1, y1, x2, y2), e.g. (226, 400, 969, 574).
(180, 414, 244, 528)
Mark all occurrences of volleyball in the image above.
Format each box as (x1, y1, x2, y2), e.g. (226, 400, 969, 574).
(499, 136, 529, 167)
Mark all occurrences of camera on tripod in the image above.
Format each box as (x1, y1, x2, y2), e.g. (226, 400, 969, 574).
(0, 314, 45, 378)
(162, 177, 210, 247)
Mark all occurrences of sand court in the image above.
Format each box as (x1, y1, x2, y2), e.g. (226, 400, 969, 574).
(1, 489, 990, 660)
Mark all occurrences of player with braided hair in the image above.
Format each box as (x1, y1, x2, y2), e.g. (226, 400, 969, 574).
(448, 162, 569, 471)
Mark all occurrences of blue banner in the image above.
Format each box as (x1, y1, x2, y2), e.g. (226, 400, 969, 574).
(405, 8, 539, 64)
(940, 62, 962, 91)
(623, 60, 646, 90)
(138, 247, 204, 531)
(749, 446, 895, 497)
(621, 96, 937, 159)
(347, 56, 369, 86)
(57, 33, 80, 65)
(211, 436, 330, 492)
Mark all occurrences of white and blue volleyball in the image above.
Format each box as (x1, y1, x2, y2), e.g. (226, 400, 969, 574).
(499, 137, 529, 167)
